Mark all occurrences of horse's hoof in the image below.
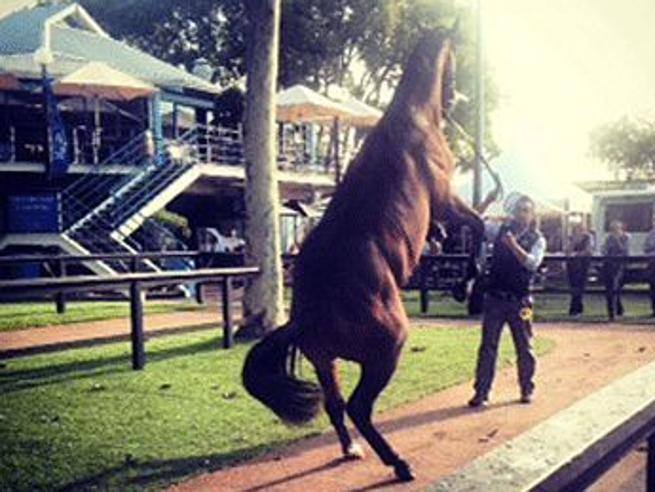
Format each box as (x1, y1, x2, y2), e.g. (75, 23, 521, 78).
(394, 460, 415, 482)
(344, 442, 365, 460)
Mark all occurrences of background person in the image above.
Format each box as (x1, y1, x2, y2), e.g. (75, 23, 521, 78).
(644, 217, 655, 317)
(565, 223, 594, 316)
(468, 194, 546, 407)
(601, 220, 630, 321)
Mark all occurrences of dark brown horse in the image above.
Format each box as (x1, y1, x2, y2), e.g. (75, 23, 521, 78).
(243, 31, 483, 482)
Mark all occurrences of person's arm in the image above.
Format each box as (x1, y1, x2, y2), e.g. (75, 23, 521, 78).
(502, 233, 546, 272)
(475, 186, 502, 214)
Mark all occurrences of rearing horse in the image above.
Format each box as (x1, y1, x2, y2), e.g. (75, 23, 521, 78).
(243, 31, 483, 482)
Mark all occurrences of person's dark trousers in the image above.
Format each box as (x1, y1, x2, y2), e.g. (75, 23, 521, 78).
(566, 258, 590, 315)
(648, 259, 655, 316)
(473, 294, 536, 399)
(602, 263, 624, 320)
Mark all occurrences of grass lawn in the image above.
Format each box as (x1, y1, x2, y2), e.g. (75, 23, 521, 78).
(403, 291, 654, 324)
(0, 301, 205, 332)
(0, 327, 553, 491)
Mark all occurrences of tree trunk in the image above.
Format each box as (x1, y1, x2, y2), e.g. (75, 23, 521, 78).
(238, 0, 285, 338)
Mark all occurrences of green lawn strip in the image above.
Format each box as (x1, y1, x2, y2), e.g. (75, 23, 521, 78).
(403, 291, 654, 324)
(0, 301, 205, 332)
(0, 327, 553, 491)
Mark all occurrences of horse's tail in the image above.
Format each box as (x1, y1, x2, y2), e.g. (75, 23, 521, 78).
(242, 322, 322, 425)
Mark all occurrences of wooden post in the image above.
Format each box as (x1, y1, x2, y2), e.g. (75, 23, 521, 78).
(419, 258, 429, 314)
(130, 281, 146, 370)
(222, 277, 233, 349)
(55, 258, 66, 314)
(195, 282, 205, 305)
(333, 117, 342, 183)
(130, 256, 139, 273)
(648, 432, 655, 492)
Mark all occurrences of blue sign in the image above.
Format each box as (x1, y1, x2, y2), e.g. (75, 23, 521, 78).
(6, 193, 62, 233)
(43, 75, 70, 178)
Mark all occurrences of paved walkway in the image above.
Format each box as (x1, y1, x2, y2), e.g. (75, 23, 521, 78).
(167, 322, 655, 492)
(0, 309, 222, 357)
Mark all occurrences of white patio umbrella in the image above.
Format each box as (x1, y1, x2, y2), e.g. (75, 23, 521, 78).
(337, 95, 383, 128)
(55, 62, 157, 164)
(276, 84, 356, 122)
(55, 61, 157, 101)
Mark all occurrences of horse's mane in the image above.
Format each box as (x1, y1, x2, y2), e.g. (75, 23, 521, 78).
(383, 30, 455, 136)
(297, 30, 458, 289)
(341, 30, 456, 188)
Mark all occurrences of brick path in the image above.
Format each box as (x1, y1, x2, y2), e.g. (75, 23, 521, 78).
(168, 322, 655, 492)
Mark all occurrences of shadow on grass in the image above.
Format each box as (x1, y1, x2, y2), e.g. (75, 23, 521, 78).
(55, 403, 489, 491)
(0, 336, 235, 394)
(58, 442, 289, 492)
(54, 400, 524, 491)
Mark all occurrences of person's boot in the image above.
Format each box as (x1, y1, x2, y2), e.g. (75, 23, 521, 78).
(468, 393, 489, 408)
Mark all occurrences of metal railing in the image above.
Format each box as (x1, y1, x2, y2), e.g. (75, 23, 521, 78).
(0, 266, 260, 367)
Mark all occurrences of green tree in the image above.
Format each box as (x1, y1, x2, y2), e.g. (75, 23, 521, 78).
(81, 0, 245, 85)
(590, 117, 655, 180)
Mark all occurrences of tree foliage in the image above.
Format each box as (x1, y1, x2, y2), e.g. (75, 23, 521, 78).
(590, 117, 655, 180)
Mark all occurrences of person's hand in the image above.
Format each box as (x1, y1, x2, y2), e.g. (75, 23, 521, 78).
(502, 231, 519, 249)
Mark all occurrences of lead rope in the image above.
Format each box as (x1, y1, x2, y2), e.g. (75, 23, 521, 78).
(444, 113, 504, 201)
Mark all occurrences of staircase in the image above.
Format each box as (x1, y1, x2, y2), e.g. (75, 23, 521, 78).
(59, 126, 208, 275)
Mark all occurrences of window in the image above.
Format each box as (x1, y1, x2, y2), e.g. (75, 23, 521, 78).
(604, 202, 653, 232)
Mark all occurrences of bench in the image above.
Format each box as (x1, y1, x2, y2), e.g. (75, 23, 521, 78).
(0, 267, 259, 369)
(426, 361, 655, 491)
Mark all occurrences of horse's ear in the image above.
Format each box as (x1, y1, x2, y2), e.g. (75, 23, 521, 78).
(437, 38, 456, 120)
(448, 17, 461, 42)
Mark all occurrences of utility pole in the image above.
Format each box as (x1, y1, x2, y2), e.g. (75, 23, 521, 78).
(473, 0, 484, 208)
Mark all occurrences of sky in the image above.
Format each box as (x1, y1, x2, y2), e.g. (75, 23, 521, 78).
(461, 0, 655, 205)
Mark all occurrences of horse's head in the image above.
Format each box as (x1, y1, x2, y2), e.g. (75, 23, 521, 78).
(389, 29, 456, 132)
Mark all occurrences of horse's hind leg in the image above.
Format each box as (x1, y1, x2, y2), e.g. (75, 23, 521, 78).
(346, 352, 414, 481)
(315, 360, 364, 460)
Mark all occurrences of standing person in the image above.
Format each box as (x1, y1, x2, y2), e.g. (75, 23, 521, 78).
(468, 195, 546, 407)
(566, 223, 595, 317)
(601, 220, 630, 321)
(644, 217, 655, 317)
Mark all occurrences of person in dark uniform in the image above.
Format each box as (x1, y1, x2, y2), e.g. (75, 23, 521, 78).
(601, 220, 630, 321)
(468, 194, 546, 407)
(566, 223, 594, 316)
(643, 218, 655, 317)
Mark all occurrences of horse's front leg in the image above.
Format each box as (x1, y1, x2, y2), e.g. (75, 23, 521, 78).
(440, 194, 486, 311)
(442, 193, 485, 250)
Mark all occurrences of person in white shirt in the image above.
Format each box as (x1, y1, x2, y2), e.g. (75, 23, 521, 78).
(468, 194, 546, 408)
